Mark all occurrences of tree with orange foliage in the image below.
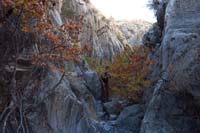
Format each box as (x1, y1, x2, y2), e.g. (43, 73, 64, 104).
(1, 0, 85, 70)
(0, 1, 87, 132)
(110, 46, 156, 101)
(85, 45, 156, 102)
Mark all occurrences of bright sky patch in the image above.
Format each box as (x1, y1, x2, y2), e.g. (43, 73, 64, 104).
(90, 0, 156, 22)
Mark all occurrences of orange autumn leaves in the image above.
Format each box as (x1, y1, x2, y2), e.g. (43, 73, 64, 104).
(1, 1, 156, 99)
(85, 46, 156, 101)
(31, 16, 87, 72)
(1, 0, 89, 72)
(110, 46, 156, 101)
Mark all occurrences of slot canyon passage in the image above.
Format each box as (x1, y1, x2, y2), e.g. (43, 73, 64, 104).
(0, 0, 200, 133)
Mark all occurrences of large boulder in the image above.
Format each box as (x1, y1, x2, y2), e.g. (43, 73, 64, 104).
(114, 104, 144, 133)
(83, 70, 102, 100)
(141, 79, 200, 133)
(103, 101, 123, 115)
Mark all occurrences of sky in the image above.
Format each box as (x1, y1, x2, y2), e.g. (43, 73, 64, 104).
(90, 0, 156, 22)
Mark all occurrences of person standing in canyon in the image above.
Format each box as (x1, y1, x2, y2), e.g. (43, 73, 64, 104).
(100, 66, 111, 102)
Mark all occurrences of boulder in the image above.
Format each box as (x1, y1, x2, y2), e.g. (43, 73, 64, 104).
(83, 70, 102, 100)
(95, 100, 105, 119)
(141, 81, 200, 133)
(114, 104, 144, 133)
(103, 101, 123, 115)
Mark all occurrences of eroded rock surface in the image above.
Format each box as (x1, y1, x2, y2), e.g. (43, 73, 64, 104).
(1, 0, 200, 133)
(140, 0, 200, 133)
(26, 70, 105, 133)
(114, 104, 144, 133)
(117, 20, 152, 45)
(61, 0, 124, 60)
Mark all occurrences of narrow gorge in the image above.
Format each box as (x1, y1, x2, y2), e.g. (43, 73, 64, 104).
(0, 0, 200, 133)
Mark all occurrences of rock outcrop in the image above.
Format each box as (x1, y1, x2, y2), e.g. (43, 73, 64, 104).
(140, 0, 200, 133)
(26, 70, 105, 133)
(0, 0, 105, 132)
(60, 0, 152, 60)
(20, 1, 107, 132)
(117, 20, 152, 45)
(61, 0, 125, 61)
(115, 104, 145, 133)
(29, 0, 200, 132)
(113, 0, 200, 133)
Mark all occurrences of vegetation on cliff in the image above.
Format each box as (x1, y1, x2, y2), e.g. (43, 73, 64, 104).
(0, 1, 88, 132)
(0, 0, 156, 132)
(85, 46, 156, 101)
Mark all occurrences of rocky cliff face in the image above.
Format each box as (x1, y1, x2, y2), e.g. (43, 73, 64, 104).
(60, 0, 152, 60)
(26, 70, 106, 133)
(140, 0, 200, 132)
(61, 0, 125, 61)
(105, 0, 200, 132)
(19, 1, 108, 132)
(117, 20, 152, 45)
(1, 0, 199, 133)
(55, 0, 200, 132)
(0, 0, 152, 132)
